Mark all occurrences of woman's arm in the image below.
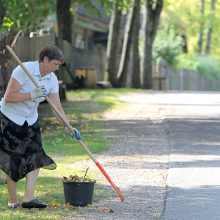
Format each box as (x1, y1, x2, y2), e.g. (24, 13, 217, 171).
(4, 78, 31, 103)
(48, 92, 82, 140)
(47, 92, 68, 127)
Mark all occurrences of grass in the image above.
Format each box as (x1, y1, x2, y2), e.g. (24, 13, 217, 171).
(0, 88, 137, 220)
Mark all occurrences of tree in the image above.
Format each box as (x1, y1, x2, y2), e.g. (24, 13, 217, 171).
(117, 0, 141, 87)
(142, 0, 163, 89)
(106, 3, 122, 86)
(205, 0, 216, 54)
(198, 0, 205, 55)
(117, 5, 134, 87)
(57, 0, 73, 44)
(131, 0, 141, 88)
(104, 0, 134, 87)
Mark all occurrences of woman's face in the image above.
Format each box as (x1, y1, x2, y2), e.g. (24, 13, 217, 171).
(43, 57, 62, 73)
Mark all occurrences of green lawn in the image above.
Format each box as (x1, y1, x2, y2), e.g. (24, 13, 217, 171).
(0, 88, 137, 220)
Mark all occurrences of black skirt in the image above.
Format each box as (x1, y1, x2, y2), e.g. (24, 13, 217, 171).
(0, 111, 56, 182)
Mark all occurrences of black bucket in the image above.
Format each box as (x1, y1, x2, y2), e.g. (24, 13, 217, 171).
(63, 181, 95, 206)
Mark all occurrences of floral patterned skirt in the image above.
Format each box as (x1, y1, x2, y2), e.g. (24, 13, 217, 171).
(0, 111, 56, 182)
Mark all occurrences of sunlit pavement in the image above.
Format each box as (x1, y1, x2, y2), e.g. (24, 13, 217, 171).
(105, 90, 220, 219)
(73, 90, 220, 220)
(143, 91, 220, 220)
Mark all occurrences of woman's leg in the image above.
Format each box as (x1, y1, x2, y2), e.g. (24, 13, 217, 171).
(7, 176, 18, 203)
(23, 169, 39, 202)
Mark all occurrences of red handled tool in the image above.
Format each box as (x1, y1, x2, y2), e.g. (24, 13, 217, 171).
(6, 45, 125, 202)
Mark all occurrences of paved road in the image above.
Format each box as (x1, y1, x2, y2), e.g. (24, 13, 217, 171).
(117, 90, 220, 219)
(155, 91, 220, 220)
(72, 90, 220, 220)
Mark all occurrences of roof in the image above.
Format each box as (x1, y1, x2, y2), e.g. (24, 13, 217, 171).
(75, 2, 110, 33)
(75, 13, 109, 33)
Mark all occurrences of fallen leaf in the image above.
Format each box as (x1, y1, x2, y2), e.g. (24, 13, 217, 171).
(96, 207, 111, 212)
(48, 201, 61, 208)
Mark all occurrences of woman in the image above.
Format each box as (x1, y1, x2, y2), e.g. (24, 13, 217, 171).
(0, 45, 81, 209)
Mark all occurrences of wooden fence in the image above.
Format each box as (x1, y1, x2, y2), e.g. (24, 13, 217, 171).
(153, 60, 220, 91)
(4, 32, 220, 91)
(58, 40, 106, 87)
(8, 33, 106, 88)
(10, 33, 56, 68)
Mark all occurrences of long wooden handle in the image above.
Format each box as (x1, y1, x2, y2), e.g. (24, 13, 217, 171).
(6, 45, 125, 202)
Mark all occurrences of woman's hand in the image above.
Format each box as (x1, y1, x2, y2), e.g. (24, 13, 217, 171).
(30, 85, 48, 100)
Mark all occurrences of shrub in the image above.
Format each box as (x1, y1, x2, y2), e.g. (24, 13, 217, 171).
(177, 54, 220, 80)
(153, 29, 183, 66)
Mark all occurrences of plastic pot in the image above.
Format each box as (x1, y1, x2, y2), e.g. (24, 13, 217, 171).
(63, 181, 95, 206)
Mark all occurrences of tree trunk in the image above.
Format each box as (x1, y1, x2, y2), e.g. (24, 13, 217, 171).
(198, 0, 205, 55)
(142, 0, 163, 89)
(0, 0, 6, 25)
(180, 34, 188, 53)
(118, 1, 138, 87)
(143, 39, 153, 89)
(131, 0, 141, 88)
(0, 31, 20, 97)
(117, 12, 132, 87)
(205, 0, 215, 54)
(56, 0, 72, 44)
(106, 4, 122, 86)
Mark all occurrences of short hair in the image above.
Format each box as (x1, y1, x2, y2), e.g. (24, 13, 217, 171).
(38, 45, 64, 63)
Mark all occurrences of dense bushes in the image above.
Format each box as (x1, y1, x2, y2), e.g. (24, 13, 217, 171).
(177, 55, 220, 80)
(153, 29, 183, 66)
(153, 28, 220, 81)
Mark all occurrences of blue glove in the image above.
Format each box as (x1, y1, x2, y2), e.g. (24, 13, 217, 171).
(73, 127, 81, 140)
(66, 127, 81, 140)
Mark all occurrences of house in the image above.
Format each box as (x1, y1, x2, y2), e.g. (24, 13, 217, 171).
(74, 4, 110, 49)
(59, 4, 110, 88)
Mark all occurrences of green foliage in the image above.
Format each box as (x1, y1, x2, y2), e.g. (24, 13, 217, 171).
(177, 54, 220, 80)
(1, 17, 14, 31)
(153, 28, 183, 66)
(0, 0, 55, 34)
(0, 0, 133, 34)
(176, 54, 200, 70)
(163, 0, 220, 57)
